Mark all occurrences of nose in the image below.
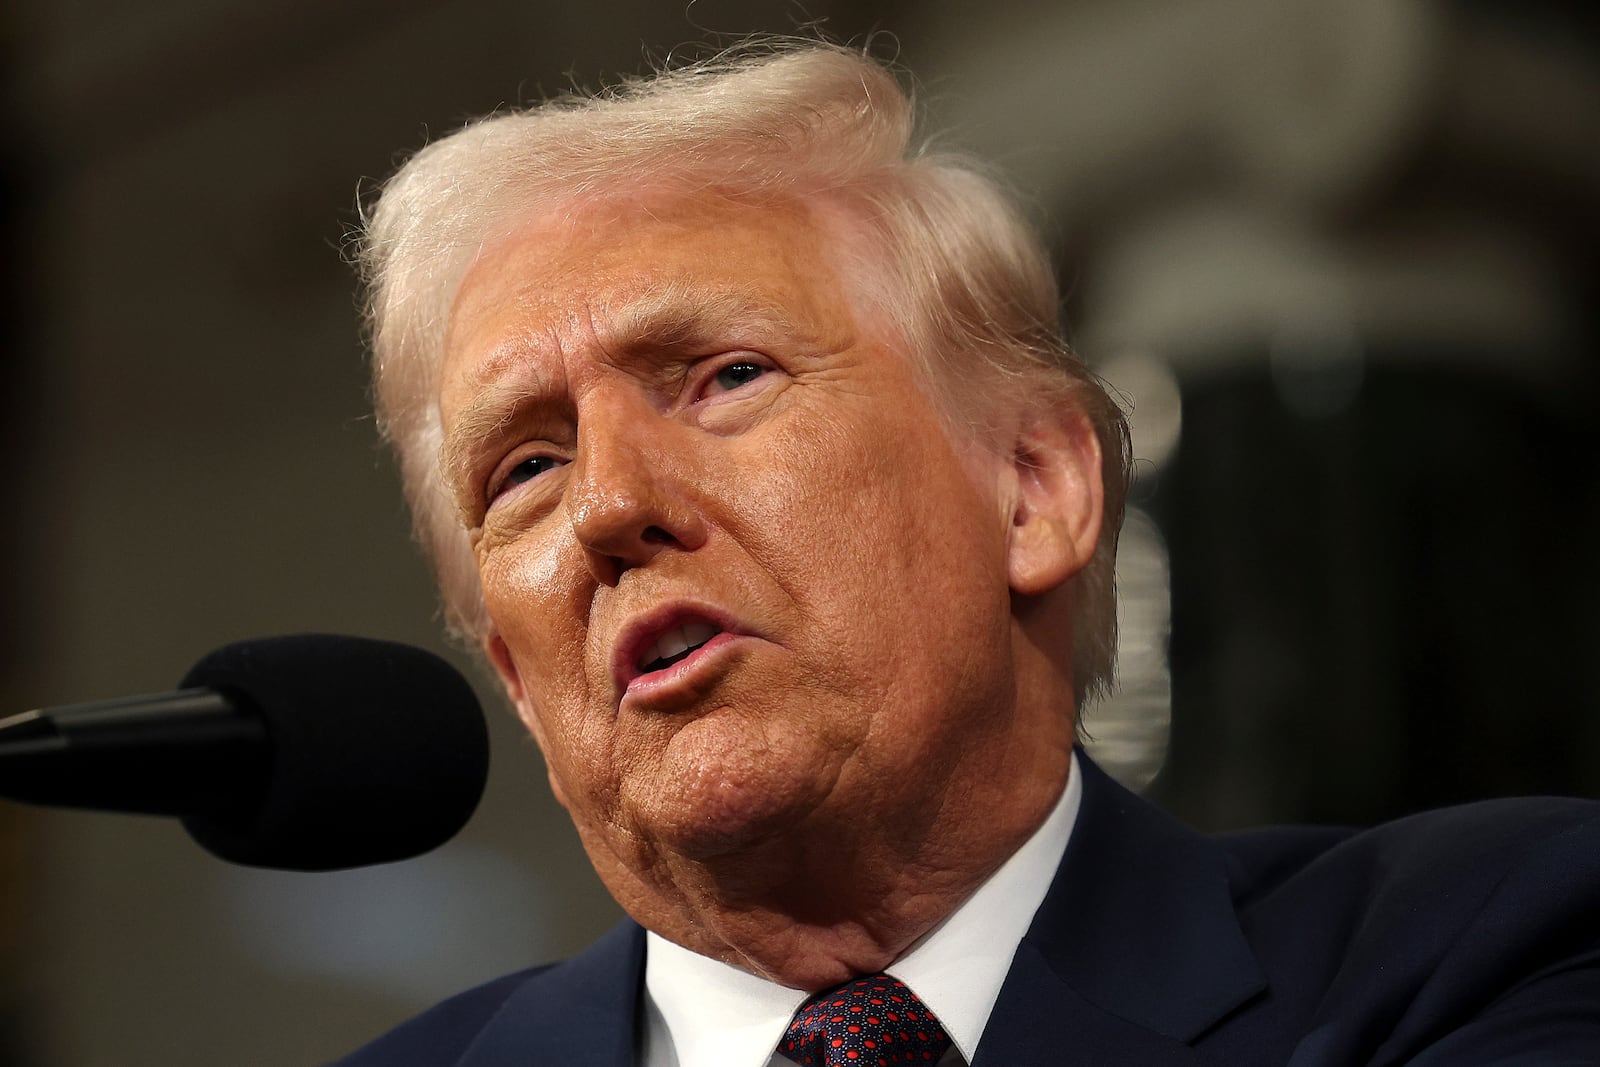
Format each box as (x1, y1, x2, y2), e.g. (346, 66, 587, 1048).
(565, 390, 707, 585)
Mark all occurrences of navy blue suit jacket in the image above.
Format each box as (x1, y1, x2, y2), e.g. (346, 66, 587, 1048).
(335, 755, 1600, 1065)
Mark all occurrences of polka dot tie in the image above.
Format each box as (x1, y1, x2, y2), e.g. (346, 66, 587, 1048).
(782, 975, 952, 1065)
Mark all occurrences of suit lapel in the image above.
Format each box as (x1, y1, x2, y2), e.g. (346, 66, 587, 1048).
(973, 753, 1265, 1065)
(456, 920, 646, 1067)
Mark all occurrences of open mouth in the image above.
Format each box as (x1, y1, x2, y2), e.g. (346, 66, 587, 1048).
(636, 620, 721, 676)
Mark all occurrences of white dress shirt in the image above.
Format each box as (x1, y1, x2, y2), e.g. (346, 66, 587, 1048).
(640, 752, 1083, 1067)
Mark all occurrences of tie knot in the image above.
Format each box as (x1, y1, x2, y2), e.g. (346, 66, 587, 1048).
(782, 975, 951, 1065)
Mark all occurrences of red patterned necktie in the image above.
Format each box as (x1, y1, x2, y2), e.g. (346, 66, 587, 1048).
(781, 975, 953, 1065)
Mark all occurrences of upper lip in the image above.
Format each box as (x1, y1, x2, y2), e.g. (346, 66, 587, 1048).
(610, 601, 744, 693)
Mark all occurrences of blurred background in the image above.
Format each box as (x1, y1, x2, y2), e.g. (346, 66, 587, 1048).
(3, 0, 1597, 1063)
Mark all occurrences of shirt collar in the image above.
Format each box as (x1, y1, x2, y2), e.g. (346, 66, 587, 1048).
(643, 751, 1083, 1067)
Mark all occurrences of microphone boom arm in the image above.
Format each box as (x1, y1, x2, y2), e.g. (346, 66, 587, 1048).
(0, 689, 269, 816)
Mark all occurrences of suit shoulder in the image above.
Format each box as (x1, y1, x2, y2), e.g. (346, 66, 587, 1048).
(330, 964, 553, 1067)
(1218, 794, 1599, 900)
(1218, 795, 1599, 1005)
(1342, 793, 1599, 893)
(327, 920, 646, 1067)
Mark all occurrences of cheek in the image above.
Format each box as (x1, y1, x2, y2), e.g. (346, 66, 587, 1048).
(480, 542, 578, 663)
(742, 402, 1009, 654)
(478, 537, 599, 742)
(480, 515, 595, 643)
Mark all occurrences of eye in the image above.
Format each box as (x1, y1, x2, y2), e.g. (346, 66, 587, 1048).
(507, 454, 562, 485)
(490, 453, 565, 504)
(703, 359, 769, 397)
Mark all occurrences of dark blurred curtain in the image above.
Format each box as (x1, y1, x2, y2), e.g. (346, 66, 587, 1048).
(1149, 362, 1600, 829)
(1147, 2, 1600, 829)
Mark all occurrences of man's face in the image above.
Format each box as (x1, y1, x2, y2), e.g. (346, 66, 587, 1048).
(439, 194, 1068, 893)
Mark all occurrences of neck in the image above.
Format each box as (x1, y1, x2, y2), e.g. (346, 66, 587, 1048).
(588, 719, 1075, 990)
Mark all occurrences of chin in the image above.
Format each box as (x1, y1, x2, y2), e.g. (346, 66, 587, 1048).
(627, 745, 832, 863)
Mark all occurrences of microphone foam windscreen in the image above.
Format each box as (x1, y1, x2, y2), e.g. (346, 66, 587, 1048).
(179, 634, 488, 871)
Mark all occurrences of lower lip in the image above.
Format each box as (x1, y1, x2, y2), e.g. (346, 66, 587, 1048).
(623, 631, 743, 708)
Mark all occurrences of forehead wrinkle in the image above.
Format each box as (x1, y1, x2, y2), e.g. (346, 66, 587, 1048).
(438, 248, 844, 516)
(455, 277, 799, 441)
(589, 275, 814, 356)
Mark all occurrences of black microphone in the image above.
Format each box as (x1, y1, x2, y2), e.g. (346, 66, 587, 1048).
(0, 635, 489, 871)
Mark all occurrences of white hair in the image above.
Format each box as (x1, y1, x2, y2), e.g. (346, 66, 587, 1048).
(359, 39, 1131, 709)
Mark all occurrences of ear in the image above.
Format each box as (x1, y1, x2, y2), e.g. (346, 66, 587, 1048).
(1004, 404, 1105, 597)
(484, 632, 572, 811)
(485, 632, 527, 706)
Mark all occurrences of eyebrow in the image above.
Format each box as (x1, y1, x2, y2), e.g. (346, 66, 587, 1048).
(439, 280, 811, 510)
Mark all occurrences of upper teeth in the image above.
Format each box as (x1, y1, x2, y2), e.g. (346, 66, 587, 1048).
(638, 621, 719, 671)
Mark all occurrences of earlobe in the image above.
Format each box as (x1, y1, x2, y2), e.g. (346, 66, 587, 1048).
(485, 633, 572, 810)
(486, 632, 528, 707)
(1005, 405, 1105, 596)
